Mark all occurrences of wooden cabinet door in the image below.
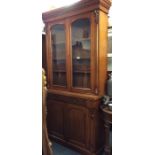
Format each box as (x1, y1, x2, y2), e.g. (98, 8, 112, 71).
(46, 21, 69, 90)
(69, 13, 96, 94)
(47, 100, 64, 139)
(64, 104, 89, 148)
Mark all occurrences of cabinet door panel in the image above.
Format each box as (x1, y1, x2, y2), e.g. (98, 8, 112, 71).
(47, 101, 64, 138)
(51, 24, 67, 87)
(64, 104, 89, 148)
(71, 18, 91, 89)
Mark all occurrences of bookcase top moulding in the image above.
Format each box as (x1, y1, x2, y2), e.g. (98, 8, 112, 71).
(42, 0, 111, 23)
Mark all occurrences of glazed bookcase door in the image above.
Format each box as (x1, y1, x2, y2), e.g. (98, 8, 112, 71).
(70, 15, 95, 93)
(50, 24, 67, 88)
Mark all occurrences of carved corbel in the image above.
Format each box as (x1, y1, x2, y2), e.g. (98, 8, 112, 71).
(94, 10, 99, 24)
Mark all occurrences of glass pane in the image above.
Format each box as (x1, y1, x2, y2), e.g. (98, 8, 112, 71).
(71, 18, 91, 88)
(51, 24, 67, 86)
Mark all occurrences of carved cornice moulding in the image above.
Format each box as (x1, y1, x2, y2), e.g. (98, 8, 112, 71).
(42, 0, 111, 23)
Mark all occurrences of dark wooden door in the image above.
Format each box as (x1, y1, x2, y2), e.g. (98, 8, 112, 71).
(47, 100, 64, 139)
(64, 104, 89, 148)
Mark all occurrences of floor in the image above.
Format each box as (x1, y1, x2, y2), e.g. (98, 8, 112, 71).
(52, 131, 111, 155)
(52, 142, 105, 155)
(52, 142, 81, 155)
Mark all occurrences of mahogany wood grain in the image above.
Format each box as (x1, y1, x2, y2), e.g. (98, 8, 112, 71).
(64, 104, 89, 148)
(45, 25, 52, 88)
(47, 94, 104, 155)
(47, 100, 64, 139)
(42, 0, 111, 154)
(98, 10, 108, 96)
(66, 19, 72, 90)
(42, 0, 111, 23)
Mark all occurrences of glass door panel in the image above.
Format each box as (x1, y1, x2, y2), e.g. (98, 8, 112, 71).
(71, 18, 91, 88)
(51, 24, 67, 86)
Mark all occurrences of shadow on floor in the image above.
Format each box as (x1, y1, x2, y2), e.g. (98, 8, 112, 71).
(52, 142, 105, 155)
(52, 142, 80, 155)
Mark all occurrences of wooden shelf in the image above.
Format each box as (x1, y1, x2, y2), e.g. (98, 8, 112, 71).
(53, 42, 65, 45)
(73, 38, 90, 42)
(53, 70, 66, 73)
(53, 59, 66, 61)
(72, 48, 90, 51)
(73, 71, 90, 73)
(73, 58, 90, 60)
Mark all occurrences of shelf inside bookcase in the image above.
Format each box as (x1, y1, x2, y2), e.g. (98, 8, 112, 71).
(73, 72, 90, 88)
(53, 70, 66, 73)
(72, 38, 90, 42)
(73, 59, 90, 62)
(73, 71, 90, 74)
(53, 59, 66, 61)
(53, 72, 67, 86)
(53, 42, 65, 45)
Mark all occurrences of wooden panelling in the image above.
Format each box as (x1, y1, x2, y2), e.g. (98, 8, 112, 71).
(64, 104, 89, 148)
(47, 100, 64, 139)
(42, 0, 111, 154)
(47, 94, 104, 155)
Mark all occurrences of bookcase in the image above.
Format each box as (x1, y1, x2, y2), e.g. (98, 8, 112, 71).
(42, 0, 111, 154)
